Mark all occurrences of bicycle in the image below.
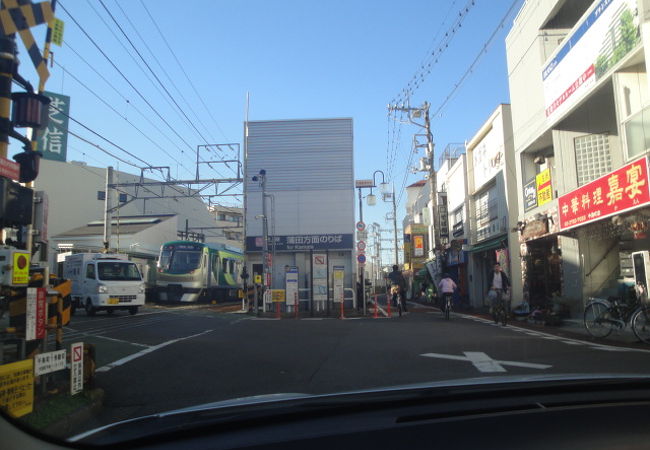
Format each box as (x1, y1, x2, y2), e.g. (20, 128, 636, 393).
(584, 295, 650, 343)
(391, 284, 403, 317)
(491, 290, 508, 326)
(442, 292, 452, 320)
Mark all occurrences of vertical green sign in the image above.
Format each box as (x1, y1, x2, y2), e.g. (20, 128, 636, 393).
(36, 91, 70, 162)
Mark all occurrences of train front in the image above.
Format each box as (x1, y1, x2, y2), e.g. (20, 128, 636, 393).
(155, 241, 205, 303)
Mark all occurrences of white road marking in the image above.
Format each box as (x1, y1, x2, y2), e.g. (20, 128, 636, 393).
(464, 352, 506, 373)
(61, 333, 149, 348)
(95, 329, 213, 372)
(421, 351, 552, 373)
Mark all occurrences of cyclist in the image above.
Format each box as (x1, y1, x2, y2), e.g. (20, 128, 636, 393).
(488, 263, 510, 313)
(438, 273, 457, 315)
(388, 265, 408, 313)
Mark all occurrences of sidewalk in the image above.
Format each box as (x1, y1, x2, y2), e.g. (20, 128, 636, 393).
(407, 299, 649, 349)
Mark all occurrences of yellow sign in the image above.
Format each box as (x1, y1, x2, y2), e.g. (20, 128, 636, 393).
(254, 274, 262, 284)
(536, 169, 553, 207)
(237, 289, 244, 299)
(12, 252, 29, 285)
(333, 270, 344, 280)
(52, 18, 65, 46)
(0, 359, 34, 418)
(271, 289, 285, 302)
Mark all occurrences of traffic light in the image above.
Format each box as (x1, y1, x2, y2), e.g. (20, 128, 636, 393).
(0, 177, 33, 227)
(12, 150, 42, 183)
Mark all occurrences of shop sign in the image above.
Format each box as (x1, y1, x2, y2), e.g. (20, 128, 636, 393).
(452, 221, 464, 237)
(438, 193, 449, 239)
(246, 234, 353, 251)
(536, 169, 553, 207)
(523, 178, 538, 212)
(522, 219, 549, 240)
(558, 157, 650, 231)
(413, 235, 424, 257)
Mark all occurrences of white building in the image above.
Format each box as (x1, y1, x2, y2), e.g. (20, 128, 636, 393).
(34, 159, 229, 271)
(506, 0, 650, 316)
(244, 118, 355, 310)
(465, 104, 522, 308)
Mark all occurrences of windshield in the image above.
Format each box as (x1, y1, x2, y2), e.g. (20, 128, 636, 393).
(3, 0, 650, 446)
(97, 262, 142, 281)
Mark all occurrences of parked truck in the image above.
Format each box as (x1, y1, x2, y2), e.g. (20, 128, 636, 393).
(63, 253, 145, 316)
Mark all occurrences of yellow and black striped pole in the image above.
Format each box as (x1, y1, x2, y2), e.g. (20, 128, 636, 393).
(0, 32, 14, 160)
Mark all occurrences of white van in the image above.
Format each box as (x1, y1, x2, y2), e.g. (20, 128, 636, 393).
(64, 253, 145, 316)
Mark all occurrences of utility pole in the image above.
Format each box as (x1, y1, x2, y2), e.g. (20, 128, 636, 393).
(357, 187, 365, 313)
(392, 185, 399, 266)
(388, 102, 440, 253)
(103, 166, 113, 252)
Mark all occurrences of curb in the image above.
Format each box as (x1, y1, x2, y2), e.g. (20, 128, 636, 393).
(43, 388, 104, 439)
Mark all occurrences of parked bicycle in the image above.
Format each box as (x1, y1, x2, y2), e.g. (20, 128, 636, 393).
(584, 294, 650, 343)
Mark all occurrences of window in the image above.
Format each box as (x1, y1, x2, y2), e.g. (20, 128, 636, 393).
(119, 193, 128, 203)
(97, 191, 106, 200)
(86, 264, 95, 279)
(475, 187, 497, 226)
(625, 106, 650, 159)
(98, 263, 141, 281)
(574, 134, 612, 186)
(218, 213, 227, 221)
(452, 207, 463, 226)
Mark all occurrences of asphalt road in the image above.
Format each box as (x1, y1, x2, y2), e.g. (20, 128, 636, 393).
(64, 302, 650, 434)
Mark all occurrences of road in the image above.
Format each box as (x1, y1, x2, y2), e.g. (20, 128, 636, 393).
(64, 302, 650, 434)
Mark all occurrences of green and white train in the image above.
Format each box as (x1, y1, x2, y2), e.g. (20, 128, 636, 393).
(155, 241, 244, 303)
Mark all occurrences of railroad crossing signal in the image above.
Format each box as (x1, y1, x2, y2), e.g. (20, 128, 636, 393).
(0, 0, 54, 83)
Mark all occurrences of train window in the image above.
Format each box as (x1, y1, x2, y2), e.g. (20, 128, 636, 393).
(211, 254, 219, 279)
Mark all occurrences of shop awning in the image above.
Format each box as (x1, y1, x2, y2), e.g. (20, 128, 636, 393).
(468, 236, 507, 253)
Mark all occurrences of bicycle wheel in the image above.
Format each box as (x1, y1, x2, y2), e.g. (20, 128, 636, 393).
(632, 307, 650, 344)
(445, 297, 451, 320)
(500, 305, 507, 326)
(584, 302, 614, 338)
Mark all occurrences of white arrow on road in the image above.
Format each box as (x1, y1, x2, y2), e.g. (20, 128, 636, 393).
(420, 351, 552, 373)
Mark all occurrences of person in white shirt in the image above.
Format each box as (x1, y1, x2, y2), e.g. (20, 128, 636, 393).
(487, 263, 510, 310)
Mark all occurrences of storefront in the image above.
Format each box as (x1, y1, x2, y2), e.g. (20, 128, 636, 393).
(446, 239, 468, 307)
(468, 235, 509, 308)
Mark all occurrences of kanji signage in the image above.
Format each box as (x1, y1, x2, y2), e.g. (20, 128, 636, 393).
(70, 342, 84, 395)
(558, 157, 650, 231)
(0, 359, 33, 417)
(25, 287, 47, 341)
(536, 169, 553, 207)
(35, 91, 70, 162)
(246, 234, 353, 252)
(35, 350, 67, 376)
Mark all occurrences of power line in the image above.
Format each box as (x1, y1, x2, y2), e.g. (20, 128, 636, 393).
(111, 0, 218, 144)
(97, 0, 216, 152)
(139, 0, 229, 142)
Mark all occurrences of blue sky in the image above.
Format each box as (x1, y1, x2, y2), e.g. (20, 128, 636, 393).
(14, 0, 524, 252)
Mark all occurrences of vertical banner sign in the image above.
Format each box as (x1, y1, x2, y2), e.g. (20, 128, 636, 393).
(25, 288, 47, 341)
(0, 359, 34, 417)
(70, 342, 84, 395)
(523, 178, 538, 212)
(413, 235, 424, 257)
(285, 267, 299, 306)
(333, 266, 345, 303)
(312, 253, 328, 302)
(536, 169, 553, 207)
(36, 91, 70, 162)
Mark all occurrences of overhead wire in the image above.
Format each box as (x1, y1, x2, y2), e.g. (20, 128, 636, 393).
(138, 0, 229, 142)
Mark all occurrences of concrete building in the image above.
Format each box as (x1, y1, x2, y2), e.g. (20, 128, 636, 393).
(506, 0, 650, 316)
(244, 118, 355, 311)
(465, 104, 522, 309)
(210, 205, 244, 249)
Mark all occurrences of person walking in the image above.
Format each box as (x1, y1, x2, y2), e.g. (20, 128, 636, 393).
(387, 265, 408, 313)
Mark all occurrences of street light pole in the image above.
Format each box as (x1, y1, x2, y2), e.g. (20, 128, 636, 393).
(357, 187, 365, 314)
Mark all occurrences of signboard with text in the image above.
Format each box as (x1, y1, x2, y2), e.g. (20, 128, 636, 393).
(332, 266, 344, 303)
(558, 157, 650, 230)
(246, 234, 353, 252)
(35, 350, 67, 376)
(285, 267, 298, 306)
(70, 342, 84, 395)
(523, 178, 538, 212)
(312, 253, 328, 302)
(0, 359, 33, 417)
(413, 235, 424, 257)
(543, 0, 639, 122)
(536, 169, 553, 207)
(25, 288, 47, 341)
(35, 91, 70, 162)
(0, 157, 19, 180)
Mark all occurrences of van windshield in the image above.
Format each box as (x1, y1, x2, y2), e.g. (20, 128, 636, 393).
(97, 262, 142, 281)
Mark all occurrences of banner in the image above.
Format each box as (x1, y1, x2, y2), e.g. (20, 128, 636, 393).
(36, 91, 70, 162)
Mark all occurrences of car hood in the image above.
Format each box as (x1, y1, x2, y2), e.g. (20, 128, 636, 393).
(70, 373, 650, 443)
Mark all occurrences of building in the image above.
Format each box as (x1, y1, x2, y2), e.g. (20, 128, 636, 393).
(465, 104, 522, 309)
(244, 118, 355, 310)
(33, 159, 231, 272)
(210, 205, 244, 249)
(506, 0, 650, 316)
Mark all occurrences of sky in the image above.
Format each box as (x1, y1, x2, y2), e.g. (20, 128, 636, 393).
(12, 0, 525, 258)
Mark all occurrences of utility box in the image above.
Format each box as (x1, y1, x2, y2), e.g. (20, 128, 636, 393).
(0, 246, 30, 287)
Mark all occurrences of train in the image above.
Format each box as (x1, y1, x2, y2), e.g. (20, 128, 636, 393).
(154, 240, 244, 303)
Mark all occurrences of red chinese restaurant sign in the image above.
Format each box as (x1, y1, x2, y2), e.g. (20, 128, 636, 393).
(558, 157, 650, 231)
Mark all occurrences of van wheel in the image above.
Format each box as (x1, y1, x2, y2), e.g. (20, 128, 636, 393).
(85, 299, 96, 317)
(129, 306, 138, 315)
